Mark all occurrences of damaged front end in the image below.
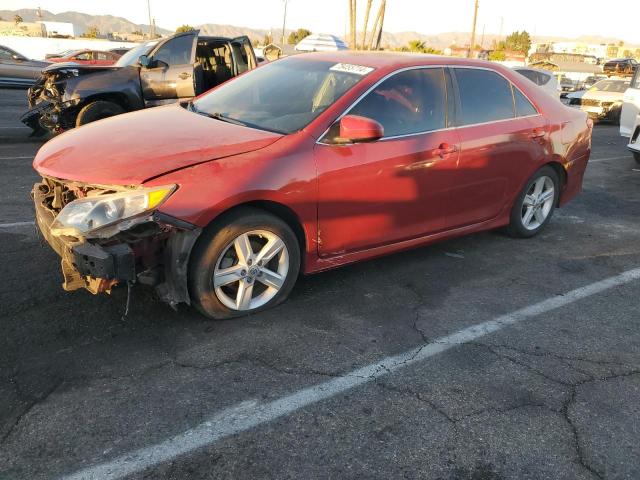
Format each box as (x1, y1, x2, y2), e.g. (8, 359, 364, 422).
(32, 177, 201, 307)
(22, 67, 84, 134)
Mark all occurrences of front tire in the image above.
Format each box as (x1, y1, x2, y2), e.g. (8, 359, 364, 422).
(188, 208, 301, 319)
(506, 166, 560, 238)
(76, 100, 125, 127)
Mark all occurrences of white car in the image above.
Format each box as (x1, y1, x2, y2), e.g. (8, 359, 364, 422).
(620, 69, 640, 138)
(627, 115, 640, 164)
(567, 78, 630, 124)
(513, 67, 560, 98)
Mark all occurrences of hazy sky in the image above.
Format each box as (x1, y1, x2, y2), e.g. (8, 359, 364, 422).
(5, 0, 640, 44)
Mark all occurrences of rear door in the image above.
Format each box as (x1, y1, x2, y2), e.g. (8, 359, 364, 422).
(140, 30, 198, 105)
(230, 36, 257, 74)
(448, 67, 549, 228)
(621, 69, 640, 137)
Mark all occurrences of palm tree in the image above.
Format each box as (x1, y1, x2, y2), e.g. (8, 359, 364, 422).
(14, 14, 23, 25)
(360, 0, 373, 50)
(408, 40, 426, 52)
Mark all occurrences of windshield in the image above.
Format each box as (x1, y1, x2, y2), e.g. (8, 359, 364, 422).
(590, 80, 630, 93)
(115, 41, 158, 67)
(192, 57, 374, 134)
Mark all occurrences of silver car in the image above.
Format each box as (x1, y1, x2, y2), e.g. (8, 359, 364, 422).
(0, 45, 50, 87)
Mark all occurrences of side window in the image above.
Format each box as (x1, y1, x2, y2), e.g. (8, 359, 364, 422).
(538, 72, 551, 86)
(95, 52, 108, 60)
(348, 68, 448, 137)
(454, 68, 514, 125)
(0, 47, 14, 60)
(153, 35, 193, 66)
(75, 52, 92, 61)
(512, 86, 538, 117)
(517, 69, 539, 85)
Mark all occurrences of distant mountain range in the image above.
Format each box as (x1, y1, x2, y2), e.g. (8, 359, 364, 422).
(0, 8, 636, 49)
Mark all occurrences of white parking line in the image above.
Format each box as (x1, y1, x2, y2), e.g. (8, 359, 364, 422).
(60, 267, 640, 480)
(0, 155, 35, 160)
(0, 221, 34, 228)
(589, 155, 631, 163)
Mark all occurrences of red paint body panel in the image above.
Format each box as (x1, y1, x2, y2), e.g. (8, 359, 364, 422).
(33, 52, 592, 276)
(33, 104, 282, 185)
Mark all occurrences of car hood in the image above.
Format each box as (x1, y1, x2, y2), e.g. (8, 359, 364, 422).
(33, 104, 283, 185)
(42, 62, 117, 73)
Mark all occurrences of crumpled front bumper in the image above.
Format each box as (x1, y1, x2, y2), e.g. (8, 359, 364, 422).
(32, 181, 202, 305)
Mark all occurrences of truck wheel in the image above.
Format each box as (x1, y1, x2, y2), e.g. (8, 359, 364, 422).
(188, 208, 301, 320)
(633, 152, 640, 164)
(76, 101, 125, 127)
(506, 166, 560, 238)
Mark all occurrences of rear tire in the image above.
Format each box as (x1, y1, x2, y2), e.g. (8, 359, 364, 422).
(506, 166, 560, 238)
(633, 152, 640, 164)
(188, 208, 301, 320)
(76, 100, 125, 127)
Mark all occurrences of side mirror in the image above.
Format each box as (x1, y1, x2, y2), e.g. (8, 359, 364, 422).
(138, 54, 151, 68)
(338, 115, 384, 143)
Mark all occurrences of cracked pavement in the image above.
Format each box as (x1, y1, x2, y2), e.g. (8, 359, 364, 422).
(1, 88, 640, 479)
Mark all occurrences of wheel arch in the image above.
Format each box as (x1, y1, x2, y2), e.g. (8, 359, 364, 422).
(543, 160, 567, 206)
(79, 92, 132, 111)
(202, 200, 309, 270)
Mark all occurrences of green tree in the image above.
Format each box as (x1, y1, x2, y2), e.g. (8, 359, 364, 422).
(131, 29, 143, 35)
(488, 50, 507, 61)
(407, 40, 426, 52)
(13, 14, 23, 25)
(175, 25, 196, 33)
(262, 33, 273, 46)
(82, 26, 100, 38)
(503, 30, 531, 54)
(287, 28, 312, 45)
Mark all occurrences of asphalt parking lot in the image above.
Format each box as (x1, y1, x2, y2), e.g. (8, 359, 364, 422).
(0, 86, 639, 480)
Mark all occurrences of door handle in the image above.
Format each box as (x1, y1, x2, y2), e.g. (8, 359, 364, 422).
(530, 129, 546, 139)
(433, 142, 458, 158)
(178, 72, 191, 80)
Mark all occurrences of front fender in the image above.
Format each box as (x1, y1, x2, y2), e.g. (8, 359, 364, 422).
(63, 66, 144, 110)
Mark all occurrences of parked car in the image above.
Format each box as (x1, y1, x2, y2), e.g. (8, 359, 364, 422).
(31, 53, 592, 319)
(626, 115, 640, 163)
(46, 49, 121, 66)
(620, 68, 640, 138)
(0, 45, 50, 87)
(513, 66, 559, 97)
(22, 30, 256, 134)
(603, 58, 638, 77)
(567, 78, 630, 123)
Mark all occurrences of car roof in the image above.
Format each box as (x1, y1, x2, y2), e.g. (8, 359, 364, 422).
(279, 51, 506, 71)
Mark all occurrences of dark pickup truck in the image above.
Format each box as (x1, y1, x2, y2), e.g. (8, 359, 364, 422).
(22, 30, 256, 134)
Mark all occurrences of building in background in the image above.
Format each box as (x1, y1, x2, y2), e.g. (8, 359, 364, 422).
(0, 21, 45, 37)
(36, 21, 75, 38)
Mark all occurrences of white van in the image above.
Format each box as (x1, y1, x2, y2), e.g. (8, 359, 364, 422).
(620, 69, 640, 138)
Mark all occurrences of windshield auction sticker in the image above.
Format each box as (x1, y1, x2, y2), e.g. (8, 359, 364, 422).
(330, 63, 375, 75)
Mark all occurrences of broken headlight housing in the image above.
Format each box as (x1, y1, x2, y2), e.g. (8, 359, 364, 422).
(50, 185, 176, 238)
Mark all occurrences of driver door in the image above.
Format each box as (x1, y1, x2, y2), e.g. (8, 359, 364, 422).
(140, 31, 198, 105)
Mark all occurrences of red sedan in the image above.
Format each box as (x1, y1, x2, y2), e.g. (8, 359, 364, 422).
(32, 53, 592, 318)
(47, 49, 120, 65)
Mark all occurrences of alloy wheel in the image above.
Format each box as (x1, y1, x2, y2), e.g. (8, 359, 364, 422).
(521, 176, 555, 231)
(213, 230, 289, 311)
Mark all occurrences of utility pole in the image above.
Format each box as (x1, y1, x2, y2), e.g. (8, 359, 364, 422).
(468, 0, 479, 58)
(147, 0, 154, 38)
(281, 0, 288, 45)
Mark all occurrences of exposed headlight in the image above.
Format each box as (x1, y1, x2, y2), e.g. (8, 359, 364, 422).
(50, 185, 176, 238)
